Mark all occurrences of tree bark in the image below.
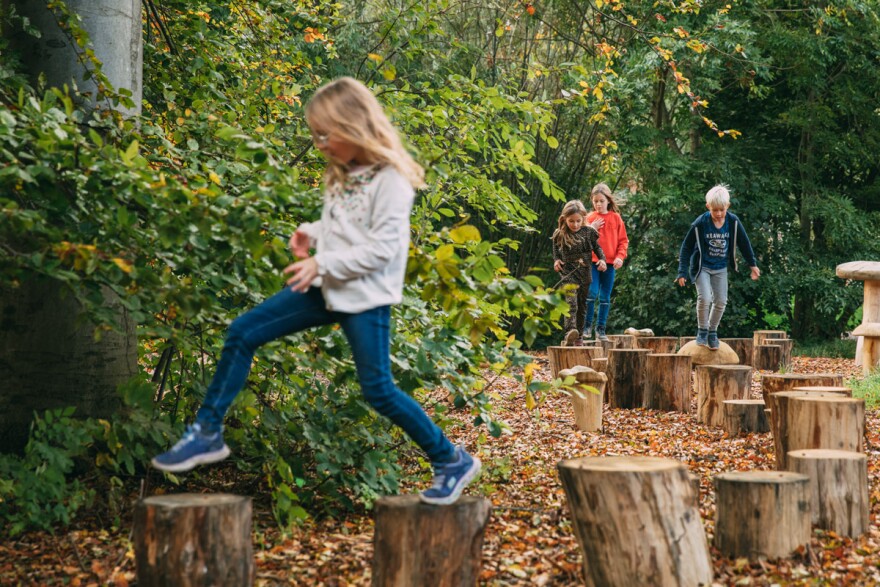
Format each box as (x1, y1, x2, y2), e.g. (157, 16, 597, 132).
(713, 471, 811, 560)
(605, 334, 635, 349)
(559, 366, 605, 432)
(721, 338, 754, 366)
(752, 330, 787, 346)
(769, 391, 850, 470)
(606, 349, 651, 409)
(134, 494, 254, 587)
(644, 353, 692, 413)
(634, 336, 678, 354)
(787, 449, 869, 538)
(558, 456, 712, 587)
(372, 495, 491, 587)
(722, 400, 769, 436)
(785, 396, 865, 457)
(547, 346, 605, 379)
(694, 365, 752, 427)
(762, 373, 845, 399)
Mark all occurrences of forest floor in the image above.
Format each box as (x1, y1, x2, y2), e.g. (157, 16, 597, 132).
(2, 355, 879, 586)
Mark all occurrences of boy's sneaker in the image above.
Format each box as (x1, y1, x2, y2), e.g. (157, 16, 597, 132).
(151, 423, 230, 473)
(707, 331, 720, 350)
(596, 326, 609, 342)
(573, 336, 585, 347)
(563, 329, 579, 347)
(696, 329, 709, 347)
(420, 445, 482, 506)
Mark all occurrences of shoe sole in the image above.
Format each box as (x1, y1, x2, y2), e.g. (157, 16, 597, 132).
(151, 445, 231, 473)
(419, 457, 482, 506)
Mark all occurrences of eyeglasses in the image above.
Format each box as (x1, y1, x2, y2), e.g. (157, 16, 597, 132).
(311, 132, 330, 146)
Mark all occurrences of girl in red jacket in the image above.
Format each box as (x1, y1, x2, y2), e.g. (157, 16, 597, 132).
(584, 183, 629, 341)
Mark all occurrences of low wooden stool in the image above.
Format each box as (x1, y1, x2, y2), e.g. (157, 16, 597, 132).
(722, 399, 769, 436)
(559, 366, 605, 432)
(787, 449, 869, 538)
(644, 353, 692, 413)
(372, 495, 491, 586)
(558, 456, 712, 586)
(713, 471, 810, 560)
(694, 365, 752, 427)
(785, 396, 865, 456)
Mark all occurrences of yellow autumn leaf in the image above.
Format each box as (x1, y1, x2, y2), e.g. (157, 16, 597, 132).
(525, 390, 536, 410)
(368, 53, 383, 62)
(112, 258, 133, 274)
(209, 171, 221, 185)
(524, 362, 537, 383)
(593, 86, 604, 100)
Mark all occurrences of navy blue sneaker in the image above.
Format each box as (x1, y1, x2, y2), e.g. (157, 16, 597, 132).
(420, 446, 481, 505)
(696, 328, 709, 347)
(151, 423, 230, 472)
(596, 325, 609, 342)
(708, 330, 720, 350)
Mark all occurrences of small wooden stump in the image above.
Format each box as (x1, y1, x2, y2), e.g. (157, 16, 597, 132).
(761, 373, 845, 399)
(606, 333, 636, 348)
(558, 456, 712, 587)
(722, 400, 769, 436)
(713, 471, 811, 560)
(767, 390, 849, 470)
(753, 344, 782, 371)
(721, 338, 754, 366)
(787, 449, 869, 538)
(634, 336, 679, 353)
(547, 346, 605, 379)
(836, 261, 880, 374)
(590, 357, 608, 373)
(694, 365, 752, 427)
(753, 329, 788, 346)
(677, 340, 739, 365)
(785, 396, 865, 456)
(133, 493, 254, 587)
(372, 495, 491, 587)
(644, 353, 692, 413)
(791, 385, 852, 397)
(559, 366, 605, 432)
(607, 348, 652, 409)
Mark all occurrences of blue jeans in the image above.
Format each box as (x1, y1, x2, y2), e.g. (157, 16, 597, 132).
(196, 287, 455, 464)
(694, 268, 728, 331)
(584, 265, 616, 330)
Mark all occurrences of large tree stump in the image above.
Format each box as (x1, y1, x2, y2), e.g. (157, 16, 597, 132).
(761, 373, 845, 399)
(133, 493, 254, 587)
(694, 365, 752, 427)
(785, 396, 865, 458)
(607, 348, 652, 409)
(644, 353, 692, 413)
(372, 495, 491, 587)
(767, 390, 849, 470)
(559, 366, 605, 432)
(677, 340, 739, 365)
(836, 261, 880, 374)
(722, 400, 769, 436)
(787, 449, 869, 538)
(634, 336, 679, 354)
(753, 344, 782, 371)
(713, 471, 811, 560)
(721, 338, 754, 366)
(547, 346, 605, 379)
(558, 456, 712, 587)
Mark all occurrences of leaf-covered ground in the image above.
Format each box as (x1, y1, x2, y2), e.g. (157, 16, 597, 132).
(3, 355, 878, 586)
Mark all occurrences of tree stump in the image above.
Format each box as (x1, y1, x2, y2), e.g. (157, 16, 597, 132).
(644, 353, 692, 413)
(559, 366, 605, 432)
(679, 335, 696, 348)
(606, 334, 635, 349)
(694, 365, 752, 427)
(836, 261, 880, 374)
(722, 400, 769, 436)
(785, 396, 865, 458)
(714, 471, 810, 560)
(590, 357, 608, 373)
(767, 390, 849, 470)
(634, 336, 679, 354)
(557, 456, 712, 587)
(606, 348, 652, 409)
(787, 449, 869, 538)
(790, 385, 852, 397)
(753, 329, 788, 346)
(720, 338, 754, 366)
(372, 495, 491, 587)
(547, 346, 605, 379)
(133, 493, 254, 587)
(762, 373, 845, 400)
(677, 340, 739, 365)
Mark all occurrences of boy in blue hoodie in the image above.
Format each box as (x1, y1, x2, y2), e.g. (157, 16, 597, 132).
(675, 185, 760, 350)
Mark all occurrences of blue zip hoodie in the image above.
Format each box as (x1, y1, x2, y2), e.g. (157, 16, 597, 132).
(676, 211, 758, 283)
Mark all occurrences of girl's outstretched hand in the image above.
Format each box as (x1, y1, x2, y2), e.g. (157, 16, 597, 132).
(750, 266, 761, 280)
(597, 260, 608, 271)
(289, 229, 310, 258)
(284, 257, 319, 292)
(554, 260, 563, 272)
(675, 277, 687, 287)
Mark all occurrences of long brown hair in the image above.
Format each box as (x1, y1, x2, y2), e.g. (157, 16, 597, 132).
(590, 182, 619, 213)
(551, 200, 588, 249)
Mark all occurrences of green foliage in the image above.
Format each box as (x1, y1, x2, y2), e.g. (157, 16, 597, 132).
(848, 372, 880, 409)
(793, 338, 856, 360)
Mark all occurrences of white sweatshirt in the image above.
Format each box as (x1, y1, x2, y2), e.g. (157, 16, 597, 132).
(297, 165, 415, 313)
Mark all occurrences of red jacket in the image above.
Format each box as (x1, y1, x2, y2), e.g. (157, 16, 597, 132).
(587, 211, 629, 263)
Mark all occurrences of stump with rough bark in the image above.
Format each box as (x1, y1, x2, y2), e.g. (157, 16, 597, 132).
(790, 385, 852, 397)
(721, 338, 754, 366)
(753, 330, 787, 346)
(761, 373, 845, 399)
(713, 471, 811, 560)
(607, 348, 652, 409)
(590, 357, 608, 373)
(785, 396, 865, 458)
(372, 495, 491, 587)
(767, 390, 849, 470)
(559, 366, 605, 432)
(134, 493, 254, 587)
(787, 449, 869, 538)
(694, 365, 752, 427)
(722, 400, 769, 436)
(558, 456, 712, 587)
(606, 334, 635, 349)
(547, 346, 605, 379)
(753, 344, 782, 371)
(644, 353, 692, 413)
(634, 336, 679, 354)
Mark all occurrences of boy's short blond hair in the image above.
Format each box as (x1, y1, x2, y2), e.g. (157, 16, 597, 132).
(705, 184, 730, 208)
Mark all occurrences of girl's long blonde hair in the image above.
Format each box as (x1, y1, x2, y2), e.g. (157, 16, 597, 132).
(551, 200, 588, 249)
(305, 77, 425, 189)
(590, 182, 619, 213)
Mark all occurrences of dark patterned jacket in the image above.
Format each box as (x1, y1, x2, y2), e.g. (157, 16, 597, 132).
(552, 226, 605, 286)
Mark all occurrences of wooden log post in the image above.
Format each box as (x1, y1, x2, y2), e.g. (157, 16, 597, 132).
(559, 366, 605, 432)
(133, 494, 254, 587)
(767, 390, 849, 470)
(761, 373, 845, 400)
(644, 353, 692, 413)
(634, 336, 679, 354)
(694, 365, 752, 427)
(372, 495, 491, 587)
(606, 334, 635, 349)
(836, 261, 880, 374)
(753, 329, 787, 347)
(590, 357, 608, 373)
(785, 396, 865, 456)
(713, 471, 810, 560)
(606, 348, 652, 409)
(721, 338, 754, 366)
(790, 385, 853, 397)
(722, 400, 769, 436)
(547, 346, 605, 379)
(753, 344, 782, 371)
(787, 449, 869, 538)
(557, 456, 712, 587)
